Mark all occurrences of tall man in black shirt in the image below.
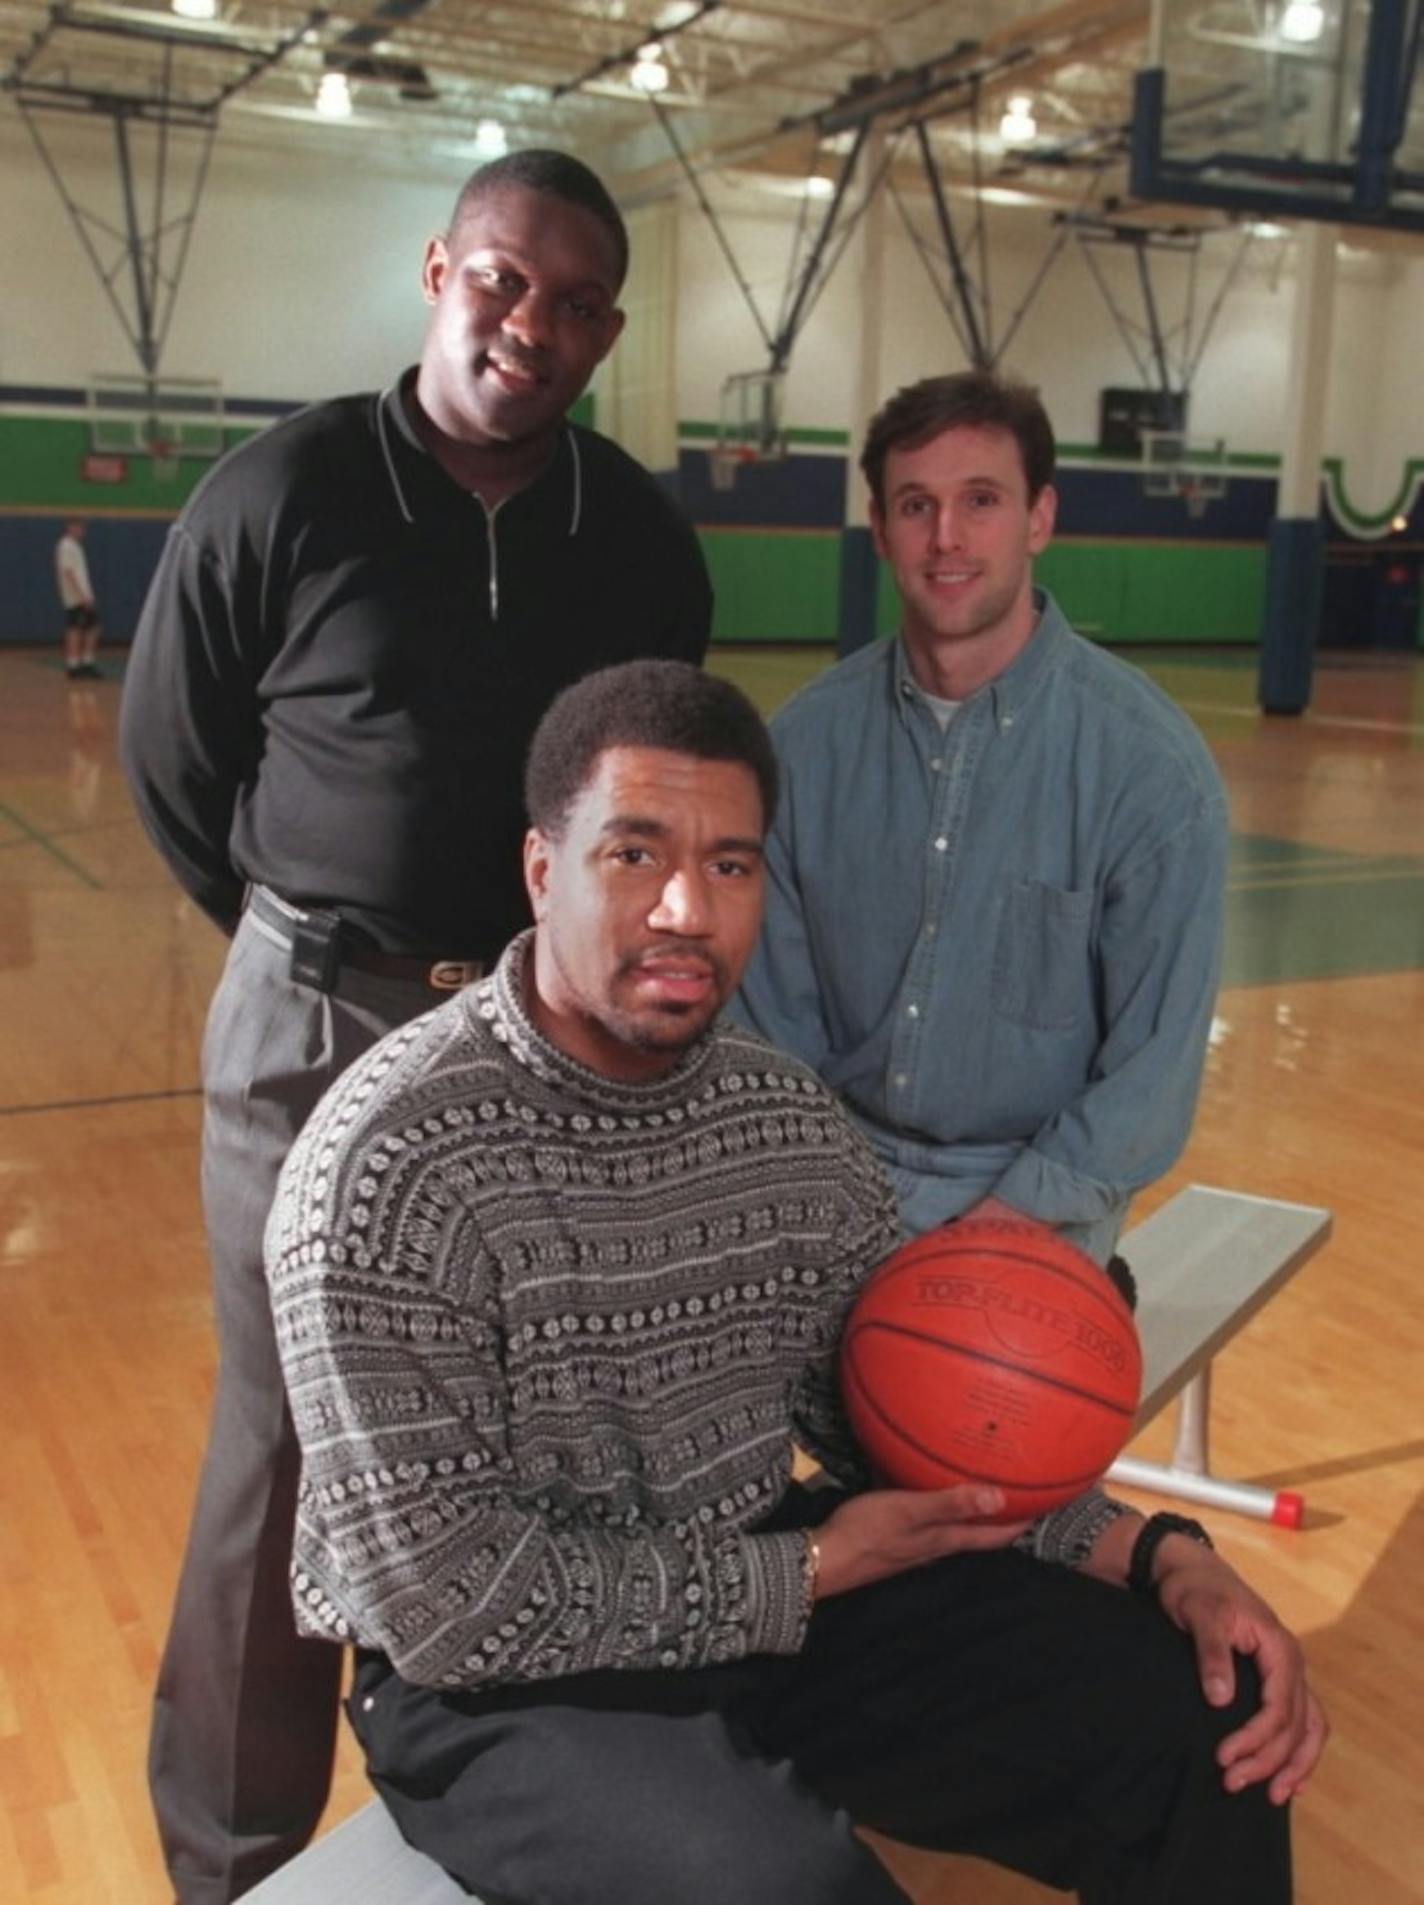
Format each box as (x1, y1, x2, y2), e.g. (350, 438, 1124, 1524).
(120, 148, 712, 1905)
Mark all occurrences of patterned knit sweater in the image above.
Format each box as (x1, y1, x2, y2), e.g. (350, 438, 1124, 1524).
(266, 933, 900, 1692)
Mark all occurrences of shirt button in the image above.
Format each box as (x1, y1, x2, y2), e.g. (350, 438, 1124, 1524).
(925, 922, 937, 936)
(907, 1004, 920, 1018)
(933, 836, 948, 852)
(1001, 715, 1015, 730)
(362, 1696, 376, 1712)
(929, 757, 942, 772)
(894, 1073, 908, 1088)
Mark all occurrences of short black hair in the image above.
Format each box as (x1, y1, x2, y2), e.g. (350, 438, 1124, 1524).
(450, 149, 629, 287)
(526, 661, 778, 839)
(861, 370, 1056, 510)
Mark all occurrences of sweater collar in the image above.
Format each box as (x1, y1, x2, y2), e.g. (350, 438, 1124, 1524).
(466, 931, 718, 1113)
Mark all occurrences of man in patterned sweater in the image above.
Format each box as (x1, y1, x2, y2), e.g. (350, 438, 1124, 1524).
(267, 660, 1319, 1904)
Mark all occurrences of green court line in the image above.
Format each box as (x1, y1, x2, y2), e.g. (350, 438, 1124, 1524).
(1227, 834, 1424, 896)
(1221, 831, 1424, 987)
(1230, 835, 1357, 867)
(1229, 854, 1360, 874)
(1230, 865, 1424, 894)
(1229, 860, 1405, 880)
(9, 814, 135, 848)
(0, 800, 103, 887)
(0, 1085, 202, 1118)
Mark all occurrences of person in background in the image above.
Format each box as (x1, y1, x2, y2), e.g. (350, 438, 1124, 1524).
(55, 518, 102, 679)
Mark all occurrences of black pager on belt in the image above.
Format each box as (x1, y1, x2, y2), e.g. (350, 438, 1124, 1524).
(288, 906, 343, 993)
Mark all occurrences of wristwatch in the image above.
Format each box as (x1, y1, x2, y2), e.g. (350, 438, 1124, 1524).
(1127, 1511, 1213, 1597)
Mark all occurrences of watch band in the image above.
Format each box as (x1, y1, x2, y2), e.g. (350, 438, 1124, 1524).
(1127, 1511, 1213, 1597)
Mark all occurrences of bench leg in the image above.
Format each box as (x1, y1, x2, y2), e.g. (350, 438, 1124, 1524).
(1107, 1367, 1305, 1527)
(1170, 1364, 1212, 1476)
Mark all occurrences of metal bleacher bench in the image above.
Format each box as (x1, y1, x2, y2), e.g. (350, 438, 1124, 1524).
(246, 1182, 1332, 1905)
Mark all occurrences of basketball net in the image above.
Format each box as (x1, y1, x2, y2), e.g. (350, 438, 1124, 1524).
(709, 444, 756, 493)
(1181, 478, 1208, 521)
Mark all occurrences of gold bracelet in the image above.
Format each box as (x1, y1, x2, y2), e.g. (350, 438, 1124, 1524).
(803, 1529, 822, 1602)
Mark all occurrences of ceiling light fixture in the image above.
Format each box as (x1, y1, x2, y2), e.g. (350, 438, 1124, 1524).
(316, 71, 353, 118)
(1279, 1, 1325, 42)
(171, 0, 219, 19)
(474, 119, 508, 158)
(999, 94, 1037, 145)
(630, 43, 670, 93)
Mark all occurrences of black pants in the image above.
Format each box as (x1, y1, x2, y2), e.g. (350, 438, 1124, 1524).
(350, 1538, 1291, 1905)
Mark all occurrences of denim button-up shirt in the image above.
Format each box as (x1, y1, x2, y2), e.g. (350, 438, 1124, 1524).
(737, 592, 1228, 1264)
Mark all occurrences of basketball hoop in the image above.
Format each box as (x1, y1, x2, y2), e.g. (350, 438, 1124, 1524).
(709, 444, 756, 493)
(1141, 430, 1228, 518)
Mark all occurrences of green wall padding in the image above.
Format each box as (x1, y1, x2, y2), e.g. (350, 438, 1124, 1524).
(1042, 542, 1269, 644)
(867, 539, 1269, 646)
(0, 414, 252, 513)
(699, 529, 841, 643)
(1, 398, 594, 516)
(4, 406, 1276, 648)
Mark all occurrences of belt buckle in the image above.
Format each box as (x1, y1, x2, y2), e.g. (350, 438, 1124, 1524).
(428, 959, 481, 991)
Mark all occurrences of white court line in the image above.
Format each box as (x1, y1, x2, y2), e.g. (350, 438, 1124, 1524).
(1174, 699, 1424, 739)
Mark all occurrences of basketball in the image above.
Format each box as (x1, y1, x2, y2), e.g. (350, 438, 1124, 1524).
(841, 1217, 1142, 1520)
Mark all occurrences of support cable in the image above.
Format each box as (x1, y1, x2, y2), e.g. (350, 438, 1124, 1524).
(1179, 235, 1200, 391)
(155, 124, 218, 365)
(1183, 227, 1257, 390)
(149, 44, 172, 338)
(889, 173, 975, 361)
(773, 134, 824, 351)
(651, 95, 773, 354)
(993, 166, 1106, 365)
(17, 103, 144, 367)
(1076, 233, 1152, 387)
(113, 112, 158, 372)
(1132, 241, 1174, 397)
(767, 120, 871, 371)
(914, 118, 989, 366)
(773, 128, 905, 367)
(968, 78, 993, 359)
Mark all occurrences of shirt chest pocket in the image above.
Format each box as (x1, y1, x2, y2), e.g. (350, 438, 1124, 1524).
(991, 878, 1095, 1031)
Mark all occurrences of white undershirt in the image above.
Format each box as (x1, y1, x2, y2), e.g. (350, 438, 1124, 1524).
(920, 689, 962, 731)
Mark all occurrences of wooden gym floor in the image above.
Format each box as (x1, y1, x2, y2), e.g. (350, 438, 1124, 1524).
(1, 643, 1421, 1902)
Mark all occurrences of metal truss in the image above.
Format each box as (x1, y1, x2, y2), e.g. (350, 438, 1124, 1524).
(6, 5, 322, 373)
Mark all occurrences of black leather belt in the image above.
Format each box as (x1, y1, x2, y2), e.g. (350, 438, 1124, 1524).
(245, 884, 484, 993)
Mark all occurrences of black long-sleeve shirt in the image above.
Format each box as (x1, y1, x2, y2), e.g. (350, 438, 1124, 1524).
(120, 375, 712, 957)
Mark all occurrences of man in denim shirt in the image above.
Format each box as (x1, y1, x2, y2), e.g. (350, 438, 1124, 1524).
(735, 372, 1329, 1882)
(739, 369, 1228, 1266)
